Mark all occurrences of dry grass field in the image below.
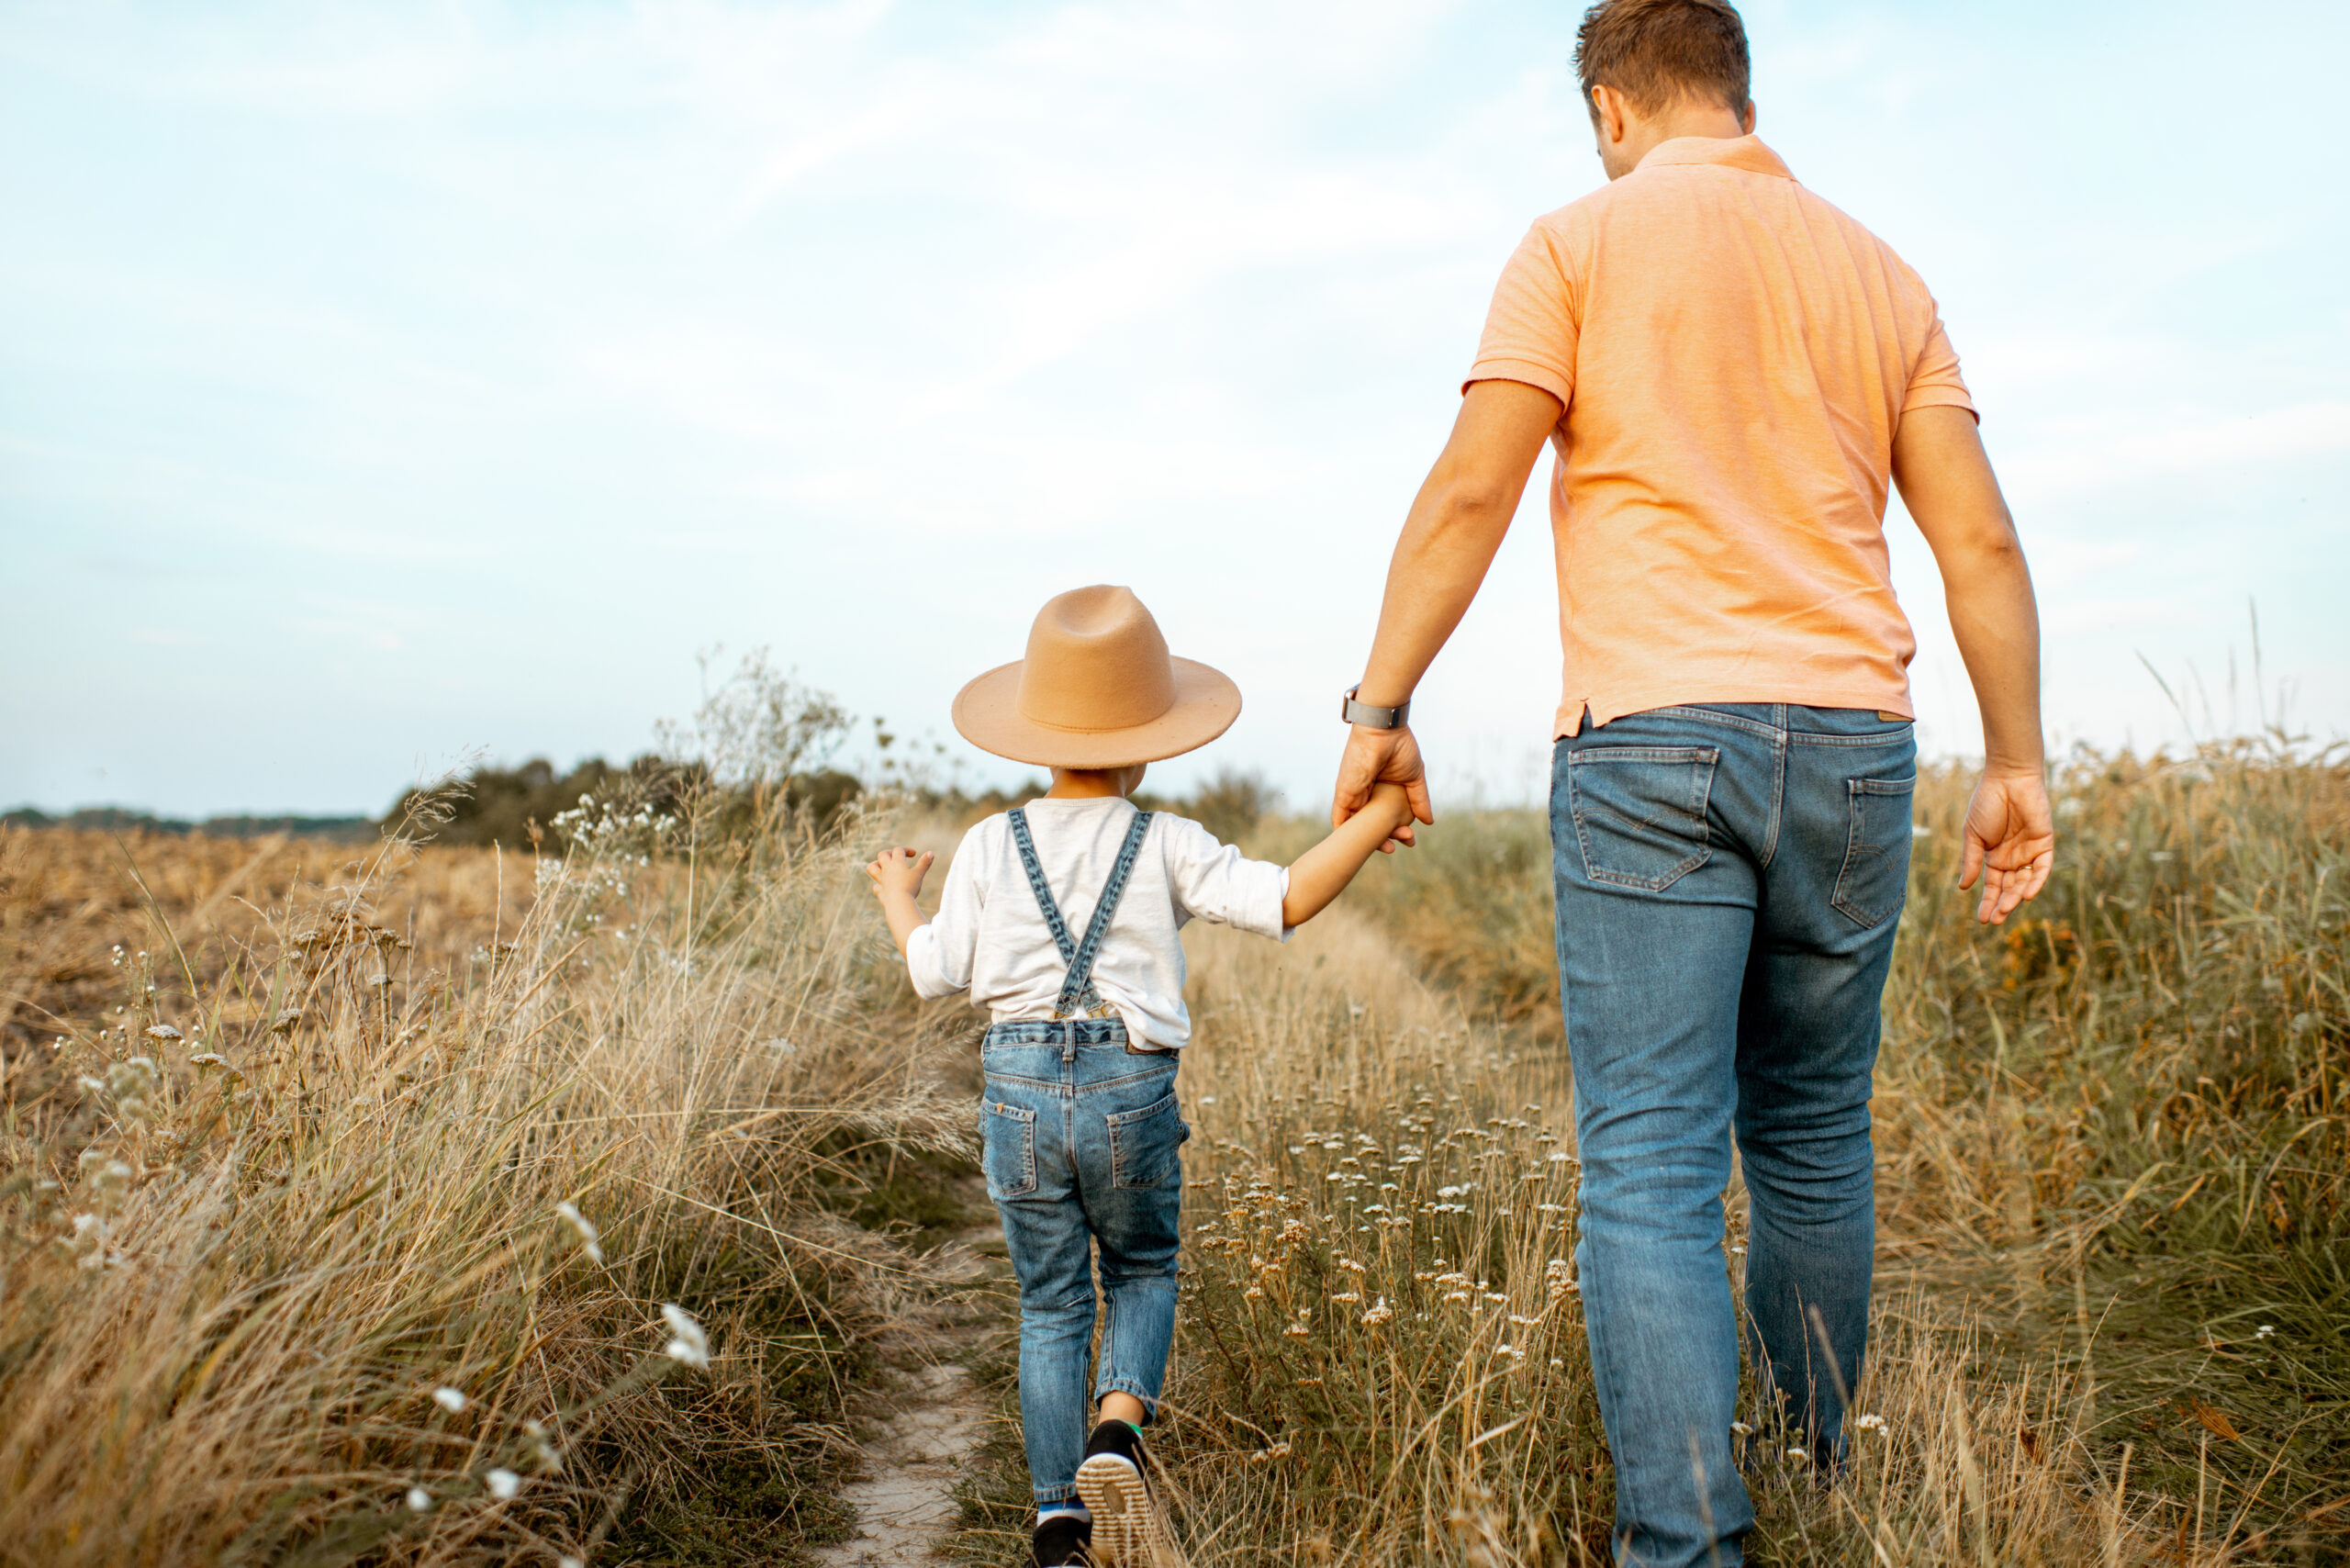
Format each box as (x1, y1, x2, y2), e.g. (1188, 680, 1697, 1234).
(0, 797, 972, 1566)
(3, 740, 2344, 1566)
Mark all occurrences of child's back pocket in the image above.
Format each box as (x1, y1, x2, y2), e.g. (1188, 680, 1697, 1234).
(982, 1099, 1039, 1199)
(1107, 1091, 1187, 1190)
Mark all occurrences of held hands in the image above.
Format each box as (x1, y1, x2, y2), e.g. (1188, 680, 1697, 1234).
(1331, 723, 1436, 853)
(1957, 768, 2055, 925)
(865, 847, 933, 900)
(1362, 778, 1416, 834)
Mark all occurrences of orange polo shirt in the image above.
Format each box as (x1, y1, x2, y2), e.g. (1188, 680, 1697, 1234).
(1467, 134, 1975, 736)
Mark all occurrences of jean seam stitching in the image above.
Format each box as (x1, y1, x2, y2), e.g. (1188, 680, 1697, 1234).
(1647, 705, 1781, 740)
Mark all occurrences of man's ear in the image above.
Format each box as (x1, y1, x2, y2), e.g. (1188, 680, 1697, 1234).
(1740, 101, 1757, 135)
(1589, 83, 1628, 148)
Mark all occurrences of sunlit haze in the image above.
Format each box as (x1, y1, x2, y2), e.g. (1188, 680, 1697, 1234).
(5, 1, 2344, 818)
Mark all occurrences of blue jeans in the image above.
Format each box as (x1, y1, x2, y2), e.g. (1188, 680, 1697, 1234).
(1552, 704, 1915, 1568)
(980, 1021, 1188, 1507)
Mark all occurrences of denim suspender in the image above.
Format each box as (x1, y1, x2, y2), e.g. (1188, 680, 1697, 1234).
(1005, 806, 1155, 1020)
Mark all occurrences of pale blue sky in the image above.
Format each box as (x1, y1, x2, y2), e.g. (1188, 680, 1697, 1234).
(5, 0, 2344, 817)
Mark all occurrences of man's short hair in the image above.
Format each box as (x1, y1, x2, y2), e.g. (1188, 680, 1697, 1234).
(1574, 0, 1752, 121)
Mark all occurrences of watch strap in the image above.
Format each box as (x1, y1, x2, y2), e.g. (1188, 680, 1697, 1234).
(1341, 687, 1411, 730)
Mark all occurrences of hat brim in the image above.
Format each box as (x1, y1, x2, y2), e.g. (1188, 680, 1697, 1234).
(952, 656, 1241, 768)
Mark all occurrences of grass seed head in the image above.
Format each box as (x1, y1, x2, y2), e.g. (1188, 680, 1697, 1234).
(659, 1304, 710, 1368)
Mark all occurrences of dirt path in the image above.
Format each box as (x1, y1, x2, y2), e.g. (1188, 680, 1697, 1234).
(810, 1206, 1010, 1566)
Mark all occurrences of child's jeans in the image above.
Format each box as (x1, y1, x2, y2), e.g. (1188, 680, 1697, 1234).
(980, 1019, 1187, 1508)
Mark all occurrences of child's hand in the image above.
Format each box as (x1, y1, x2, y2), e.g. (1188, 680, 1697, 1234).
(865, 847, 934, 900)
(1367, 780, 1415, 835)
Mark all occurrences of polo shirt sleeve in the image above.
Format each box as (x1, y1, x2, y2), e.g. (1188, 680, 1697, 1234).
(905, 822, 988, 1000)
(1464, 218, 1580, 409)
(1902, 307, 1977, 422)
(1160, 816, 1290, 943)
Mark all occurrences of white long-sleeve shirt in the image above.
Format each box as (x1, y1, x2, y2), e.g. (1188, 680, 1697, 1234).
(904, 796, 1289, 1051)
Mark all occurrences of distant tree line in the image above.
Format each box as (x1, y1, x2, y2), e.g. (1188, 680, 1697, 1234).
(0, 807, 375, 842)
(385, 755, 865, 851)
(8, 653, 1287, 853)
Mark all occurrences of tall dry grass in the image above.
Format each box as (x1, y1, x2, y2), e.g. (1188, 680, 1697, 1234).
(0, 792, 969, 1567)
(7, 737, 2340, 1566)
(1136, 912, 2194, 1566)
(942, 743, 2343, 1564)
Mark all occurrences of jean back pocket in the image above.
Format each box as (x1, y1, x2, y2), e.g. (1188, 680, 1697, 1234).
(981, 1099, 1039, 1200)
(1567, 745, 1719, 892)
(1833, 775, 1916, 929)
(1106, 1091, 1186, 1190)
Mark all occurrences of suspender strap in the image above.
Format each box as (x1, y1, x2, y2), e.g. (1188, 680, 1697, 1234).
(1062, 808, 1153, 1016)
(1005, 805, 1156, 1019)
(1005, 807, 1076, 968)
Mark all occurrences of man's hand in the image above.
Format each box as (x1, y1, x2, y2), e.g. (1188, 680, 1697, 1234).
(865, 846, 933, 898)
(1893, 405, 2053, 928)
(1957, 769, 2054, 924)
(1332, 724, 1434, 851)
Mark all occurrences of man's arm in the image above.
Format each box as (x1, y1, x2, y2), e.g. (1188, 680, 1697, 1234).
(1333, 378, 1564, 845)
(1891, 404, 2054, 924)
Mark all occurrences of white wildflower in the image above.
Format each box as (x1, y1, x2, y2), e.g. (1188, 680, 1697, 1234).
(144, 1024, 182, 1042)
(432, 1386, 467, 1414)
(487, 1468, 521, 1499)
(524, 1418, 564, 1469)
(1731, 1421, 1755, 1437)
(660, 1303, 711, 1368)
(407, 1486, 432, 1512)
(554, 1202, 606, 1265)
(1785, 1447, 1809, 1463)
(1854, 1413, 1886, 1432)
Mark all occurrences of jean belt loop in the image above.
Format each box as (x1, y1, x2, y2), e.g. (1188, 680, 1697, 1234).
(1061, 1025, 1076, 1066)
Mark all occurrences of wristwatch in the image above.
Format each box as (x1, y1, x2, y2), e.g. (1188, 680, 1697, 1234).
(1340, 686, 1411, 730)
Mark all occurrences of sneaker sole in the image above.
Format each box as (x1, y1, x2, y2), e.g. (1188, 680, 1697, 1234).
(1076, 1452, 1175, 1566)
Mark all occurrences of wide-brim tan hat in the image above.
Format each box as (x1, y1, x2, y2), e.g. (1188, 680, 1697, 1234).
(953, 585, 1241, 768)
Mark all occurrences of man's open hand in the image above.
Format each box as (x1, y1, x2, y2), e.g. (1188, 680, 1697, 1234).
(1956, 769, 2054, 924)
(1332, 724, 1435, 852)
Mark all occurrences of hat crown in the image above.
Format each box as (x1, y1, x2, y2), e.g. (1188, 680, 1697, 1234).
(1014, 586, 1177, 733)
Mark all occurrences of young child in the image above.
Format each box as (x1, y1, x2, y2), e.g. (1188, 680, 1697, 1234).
(866, 585, 1411, 1567)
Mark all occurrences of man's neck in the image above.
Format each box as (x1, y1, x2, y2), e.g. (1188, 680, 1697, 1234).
(1600, 98, 1753, 180)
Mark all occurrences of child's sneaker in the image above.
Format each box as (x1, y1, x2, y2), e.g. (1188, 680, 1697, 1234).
(1030, 1511, 1092, 1566)
(1075, 1420, 1174, 1565)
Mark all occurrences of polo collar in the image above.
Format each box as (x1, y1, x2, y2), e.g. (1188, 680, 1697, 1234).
(1636, 134, 1793, 180)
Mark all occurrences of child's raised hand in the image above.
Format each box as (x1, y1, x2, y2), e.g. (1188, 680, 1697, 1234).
(1367, 780, 1416, 835)
(865, 847, 934, 899)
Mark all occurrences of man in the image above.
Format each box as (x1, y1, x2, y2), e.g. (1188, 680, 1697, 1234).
(1328, 2, 2054, 1562)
